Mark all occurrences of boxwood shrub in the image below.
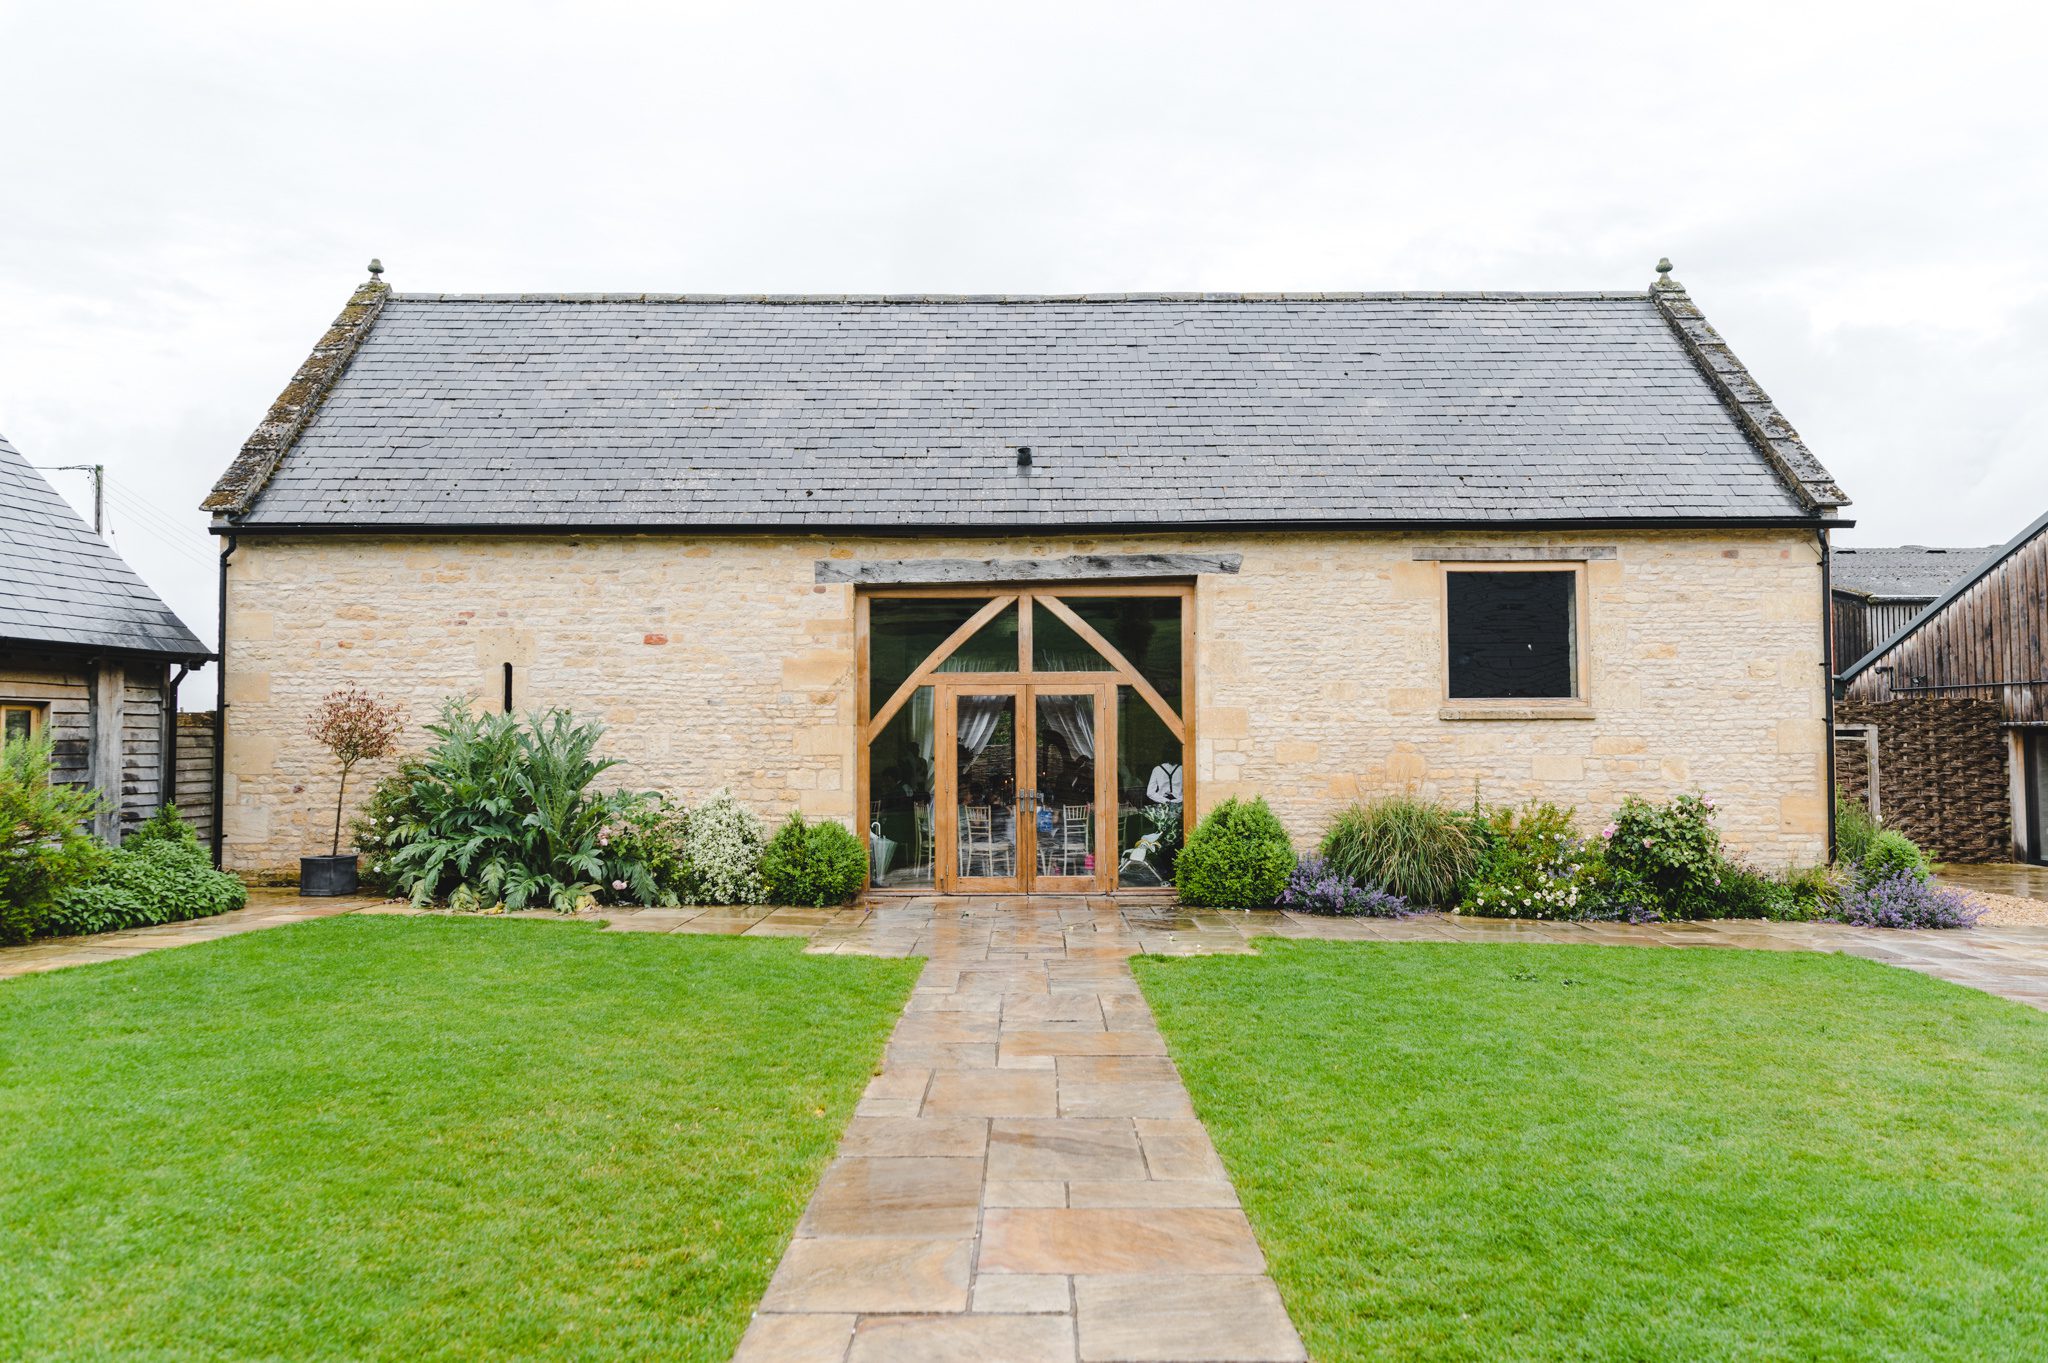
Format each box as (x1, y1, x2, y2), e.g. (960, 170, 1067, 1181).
(1857, 828, 1930, 888)
(760, 811, 868, 907)
(1175, 797, 1296, 908)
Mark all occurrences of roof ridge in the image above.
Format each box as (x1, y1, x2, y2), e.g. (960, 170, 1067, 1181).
(386, 290, 1654, 304)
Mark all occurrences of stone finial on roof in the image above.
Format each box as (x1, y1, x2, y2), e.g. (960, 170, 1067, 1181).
(368, 258, 385, 280)
(1653, 257, 1683, 292)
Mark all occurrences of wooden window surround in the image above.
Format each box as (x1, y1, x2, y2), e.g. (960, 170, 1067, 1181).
(1434, 561, 1594, 720)
(856, 584, 1194, 894)
(2, 702, 45, 745)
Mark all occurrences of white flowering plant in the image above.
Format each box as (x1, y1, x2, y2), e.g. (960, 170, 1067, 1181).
(681, 789, 767, 906)
(1453, 800, 1614, 921)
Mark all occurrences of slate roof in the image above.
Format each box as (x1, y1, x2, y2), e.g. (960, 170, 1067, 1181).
(212, 284, 1849, 530)
(0, 433, 210, 659)
(1831, 545, 1999, 601)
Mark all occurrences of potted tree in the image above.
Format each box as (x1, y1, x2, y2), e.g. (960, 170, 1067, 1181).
(302, 686, 405, 896)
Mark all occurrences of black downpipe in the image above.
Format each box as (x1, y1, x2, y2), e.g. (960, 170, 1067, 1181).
(211, 532, 236, 867)
(164, 663, 189, 808)
(1819, 526, 1838, 864)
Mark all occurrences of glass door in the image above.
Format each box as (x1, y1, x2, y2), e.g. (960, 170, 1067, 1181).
(939, 685, 1024, 893)
(1028, 685, 1110, 893)
(934, 682, 1111, 893)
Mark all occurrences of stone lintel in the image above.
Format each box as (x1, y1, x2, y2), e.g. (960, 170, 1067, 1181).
(814, 553, 1242, 586)
(1410, 545, 1617, 562)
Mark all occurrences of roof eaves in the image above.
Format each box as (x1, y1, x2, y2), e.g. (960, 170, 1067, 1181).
(1651, 281, 1851, 514)
(201, 278, 390, 517)
(1838, 505, 2048, 681)
(0, 633, 215, 665)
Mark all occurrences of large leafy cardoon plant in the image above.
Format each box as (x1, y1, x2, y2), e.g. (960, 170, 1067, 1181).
(383, 700, 668, 910)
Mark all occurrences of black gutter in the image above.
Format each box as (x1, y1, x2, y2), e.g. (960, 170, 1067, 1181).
(213, 514, 1855, 538)
(211, 532, 236, 868)
(1886, 680, 2048, 694)
(0, 637, 212, 665)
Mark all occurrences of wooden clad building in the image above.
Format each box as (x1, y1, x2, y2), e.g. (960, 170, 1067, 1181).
(1, 433, 213, 841)
(1838, 509, 2048, 863)
(1829, 544, 1995, 674)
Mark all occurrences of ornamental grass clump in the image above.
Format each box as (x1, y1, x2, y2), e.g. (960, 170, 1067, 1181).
(1835, 792, 1882, 866)
(1319, 796, 1476, 907)
(1836, 871, 1984, 930)
(761, 811, 869, 906)
(1280, 855, 1409, 917)
(1175, 797, 1296, 908)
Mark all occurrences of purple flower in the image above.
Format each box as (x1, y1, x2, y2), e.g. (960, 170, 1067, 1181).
(1836, 872, 1983, 930)
(1281, 856, 1410, 917)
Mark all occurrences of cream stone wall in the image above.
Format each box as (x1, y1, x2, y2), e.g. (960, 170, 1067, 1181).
(220, 528, 1830, 875)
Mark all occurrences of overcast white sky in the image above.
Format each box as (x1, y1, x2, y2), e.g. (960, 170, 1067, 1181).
(3, 0, 2045, 676)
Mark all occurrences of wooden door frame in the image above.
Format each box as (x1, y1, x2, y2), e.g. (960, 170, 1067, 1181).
(856, 583, 1193, 895)
(1020, 680, 1114, 894)
(937, 682, 1026, 894)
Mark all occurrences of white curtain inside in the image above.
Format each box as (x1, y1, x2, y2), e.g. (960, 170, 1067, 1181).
(1036, 694, 1096, 759)
(911, 687, 935, 766)
(956, 695, 1008, 763)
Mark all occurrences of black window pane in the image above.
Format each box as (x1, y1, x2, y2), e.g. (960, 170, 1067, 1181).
(1447, 572, 1575, 699)
(869, 597, 988, 712)
(1063, 597, 1182, 710)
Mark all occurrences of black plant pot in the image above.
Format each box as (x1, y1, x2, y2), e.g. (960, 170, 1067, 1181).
(300, 854, 360, 897)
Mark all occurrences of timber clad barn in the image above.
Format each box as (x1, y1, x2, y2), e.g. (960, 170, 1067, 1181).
(1838, 511, 2048, 864)
(3, 434, 212, 841)
(204, 263, 1851, 889)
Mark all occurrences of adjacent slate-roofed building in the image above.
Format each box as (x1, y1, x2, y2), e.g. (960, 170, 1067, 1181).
(3, 432, 211, 840)
(1829, 543, 1997, 668)
(1838, 510, 2048, 864)
(206, 262, 1852, 886)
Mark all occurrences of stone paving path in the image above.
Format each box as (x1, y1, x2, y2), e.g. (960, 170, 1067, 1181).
(735, 897, 1306, 1363)
(0, 889, 373, 980)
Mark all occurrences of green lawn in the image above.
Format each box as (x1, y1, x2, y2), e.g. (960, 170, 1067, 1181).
(0, 916, 921, 1362)
(1135, 940, 2048, 1363)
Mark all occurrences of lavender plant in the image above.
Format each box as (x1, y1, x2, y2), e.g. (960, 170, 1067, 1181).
(1279, 855, 1410, 917)
(1835, 871, 1983, 930)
